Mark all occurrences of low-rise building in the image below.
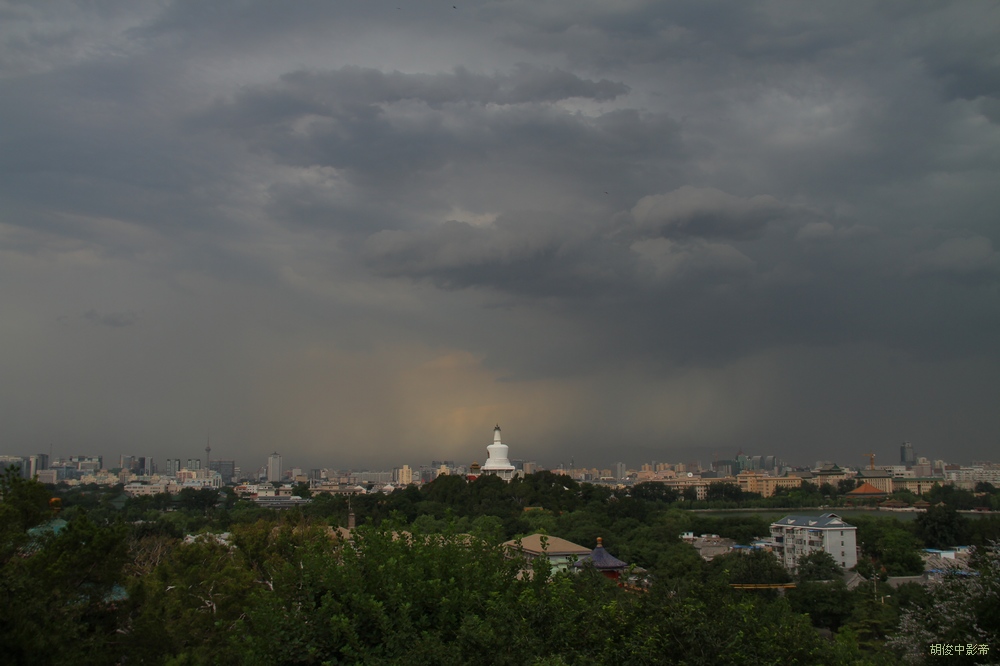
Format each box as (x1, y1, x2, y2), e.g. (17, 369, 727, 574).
(681, 532, 736, 560)
(123, 482, 173, 497)
(811, 464, 852, 486)
(769, 513, 858, 571)
(892, 477, 949, 495)
(35, 470, 58, 485)
(845, 481, 889, 504)
(945, 465, 1000, 490)
(736, 471, 803, 498)
(661, 475, 737, 500)
(254, 495, 312, 509)
(503, 533, 591, 572)
(856, 469, 894, 494)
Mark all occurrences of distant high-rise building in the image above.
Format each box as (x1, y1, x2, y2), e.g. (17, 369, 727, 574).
(0, 456, 29, 478)
(267, 452, 282, 482)
(357, 470, 393, 484)
(615, 462, 627, 480)
(396, 464, 413, 485)
(712, 459, 737, 476)
(900, 442, 916, 466)
(67, 455, 103, 471)
(209, 460, 236, 483)
(28, 454, 49, 478)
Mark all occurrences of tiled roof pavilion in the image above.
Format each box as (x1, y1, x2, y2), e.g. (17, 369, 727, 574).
(847, 481, 888, 497)
(575, 537, 628, 572)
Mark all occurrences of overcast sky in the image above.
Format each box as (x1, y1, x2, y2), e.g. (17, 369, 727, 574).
(2, 1, 998, 472)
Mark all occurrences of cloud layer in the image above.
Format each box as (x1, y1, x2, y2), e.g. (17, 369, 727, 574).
(1, 1, 998, 470)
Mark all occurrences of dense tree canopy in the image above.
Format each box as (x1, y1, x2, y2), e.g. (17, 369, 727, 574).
(915, 505, 970, 550)
(5, 469, 1000, 663)
(797, 550, 845, 582)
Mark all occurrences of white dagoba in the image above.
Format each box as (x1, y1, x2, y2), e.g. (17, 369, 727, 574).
(481, 424, 516, 481)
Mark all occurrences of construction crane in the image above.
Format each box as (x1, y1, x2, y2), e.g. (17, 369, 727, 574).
(862, 452, 875, 470)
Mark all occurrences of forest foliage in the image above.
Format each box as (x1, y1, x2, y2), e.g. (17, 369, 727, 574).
(2, 467, 999, 664)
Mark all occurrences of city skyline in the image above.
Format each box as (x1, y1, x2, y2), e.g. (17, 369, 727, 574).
(7, 435, 988, 478)
(2, 2, 998, 470)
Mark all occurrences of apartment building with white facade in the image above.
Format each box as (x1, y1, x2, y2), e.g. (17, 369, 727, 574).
(770, 513, 858, 571)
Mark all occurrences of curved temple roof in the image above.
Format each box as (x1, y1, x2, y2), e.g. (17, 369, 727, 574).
(576, 537, 628, 571)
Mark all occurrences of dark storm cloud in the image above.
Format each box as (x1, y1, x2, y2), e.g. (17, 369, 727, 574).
(198, 65, 639, 181)
(364, 175, 999, 375)
(902, 3, 1000, 103)
(364, 212, 609, 296)
(200, 65, 628, 127)
(1, 0, 998, 468)
(0, 60, 240, 251)
(362, 186, 783, 297)
(483, 2, 1000, 211)
(83, 309, 140, 328)
(628, 187, 788, 239)
(913, 235, 1000, 278)
(199, 64, 678, 235)
(489, 0, 868, 67)
(266, 65, 629, 108)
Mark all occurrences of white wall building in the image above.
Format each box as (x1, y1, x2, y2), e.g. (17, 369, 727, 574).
(480, 425, 516, 481)
(502, 534, 591, 572)
(945, 465, 1000, 490)
(267, 452, 282, 482)
(770, 513, 858, 572)
(123, 481, 172, 497)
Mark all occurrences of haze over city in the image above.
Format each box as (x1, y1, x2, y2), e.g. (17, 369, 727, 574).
(2, 1, 998, 471)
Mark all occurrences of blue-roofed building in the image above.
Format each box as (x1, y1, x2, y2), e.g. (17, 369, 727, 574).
(770, 513, 858, 571)
(574, 537, 629, 581)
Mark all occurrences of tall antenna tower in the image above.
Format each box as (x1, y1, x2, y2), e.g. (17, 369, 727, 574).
(205, 431, 212, 470)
